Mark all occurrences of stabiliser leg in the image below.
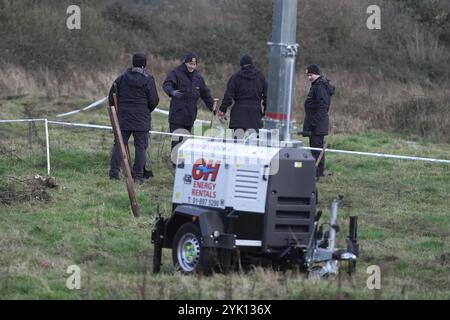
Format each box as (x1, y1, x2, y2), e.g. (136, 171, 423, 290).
(151, 211, 165, 274)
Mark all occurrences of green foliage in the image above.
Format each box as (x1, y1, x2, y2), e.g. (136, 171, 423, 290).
(1, 0, 449, 81)
(381, 97, 450, 142)
(0, 0, 118, 73)
(396, 0, 450, 41)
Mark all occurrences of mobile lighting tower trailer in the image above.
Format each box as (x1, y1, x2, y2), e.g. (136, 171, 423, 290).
(151, 0, 359, 276)
(152, 137, 358, 276)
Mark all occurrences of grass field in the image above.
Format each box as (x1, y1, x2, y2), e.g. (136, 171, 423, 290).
(1, 96, 449, 299)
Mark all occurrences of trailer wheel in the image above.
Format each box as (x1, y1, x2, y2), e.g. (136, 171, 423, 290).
(308, 266, 326, 280)
(172, 222, 217, 275)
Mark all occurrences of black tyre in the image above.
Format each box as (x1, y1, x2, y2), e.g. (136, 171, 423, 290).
(172, 222, 217, 275)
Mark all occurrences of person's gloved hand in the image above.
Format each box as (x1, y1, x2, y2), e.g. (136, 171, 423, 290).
(171, 90, 184, 99)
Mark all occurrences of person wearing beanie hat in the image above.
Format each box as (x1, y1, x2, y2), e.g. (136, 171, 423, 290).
(218, 53, 267, 136)
(306, 64, 320, 76)
(132, 53, 147, 68)
(163, 51, 215, 156)
(303, 64, 336, 181)
(240, 53, 253, 67)
(184, 52, 198, 64)
(108, 52, 160, 183)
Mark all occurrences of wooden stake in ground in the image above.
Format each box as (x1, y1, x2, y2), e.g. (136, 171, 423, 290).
(107, 105, 140, 218)
(210, 98, 219, 129)
(113, 90, 132, 168)
(315, 142, 328, 169)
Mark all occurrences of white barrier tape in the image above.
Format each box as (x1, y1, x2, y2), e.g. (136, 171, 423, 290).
(302, 147, 450, 164)
(56, 97, 108, 118)
(2, 119, 450, 164)
(47, 120, 213, 139)
(154, 107, 168, 115)
(153, 107, 209, 124)
(48, 121, 112, 130)
(0, 119, 47, 123)
(153, 107, 210, 124)
(154, 107, 209, 124)
(55, 96, 210, 124)
(46, 121, 450, 164)
(153, 107, 211, 124)
(194, 117, 210, 124)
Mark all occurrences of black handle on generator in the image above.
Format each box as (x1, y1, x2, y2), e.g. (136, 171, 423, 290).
(262, 165, 270, 181)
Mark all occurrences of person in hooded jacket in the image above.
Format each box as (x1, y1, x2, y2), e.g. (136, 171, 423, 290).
(303, 64, 335, 180)
(163, 52, 215, 151)
(218, 54, 267, 136)
(108, 53, 159, 182)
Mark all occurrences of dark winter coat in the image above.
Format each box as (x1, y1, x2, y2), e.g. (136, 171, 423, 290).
(219, 65, 267, 130)
(303, 76, 335, 136)
(108, 68, 159, 131)
(163, 64, 214, 127)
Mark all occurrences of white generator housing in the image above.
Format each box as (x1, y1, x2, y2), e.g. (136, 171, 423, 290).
(173, 139, 280, 214)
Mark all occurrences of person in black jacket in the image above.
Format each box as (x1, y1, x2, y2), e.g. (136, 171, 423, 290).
(163, 52, 215, 151)
(218, 54, 267, 137)
(108, 53, 159, 182)
(303, 64, 335, 180)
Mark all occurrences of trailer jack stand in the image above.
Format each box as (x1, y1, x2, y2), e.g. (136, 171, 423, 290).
(151, 213, 165, 274)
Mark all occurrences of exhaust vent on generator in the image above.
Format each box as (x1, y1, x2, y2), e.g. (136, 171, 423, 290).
(275, 210, 310, 219)
(277, 196, 310, 205)
(275, 224, 309, 233)
(233, 169, 259, 200)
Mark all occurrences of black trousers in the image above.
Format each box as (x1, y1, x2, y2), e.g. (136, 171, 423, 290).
(309, 135, 325, 177)
(170, 123, 192, 150)
(109, 131, 149, 179)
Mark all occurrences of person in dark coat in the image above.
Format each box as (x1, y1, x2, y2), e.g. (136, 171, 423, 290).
(303, 64, 335, 180)
(163, 52, 215, 151)
(218, 54, 267, 137)
(108, 53, 160, 182)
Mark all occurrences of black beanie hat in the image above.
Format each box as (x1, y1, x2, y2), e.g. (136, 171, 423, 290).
(184, 52, 198, 64)
(132, 53, 147, 68)
(240, 54, 253, 67)
(306, 64, 320, 75)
